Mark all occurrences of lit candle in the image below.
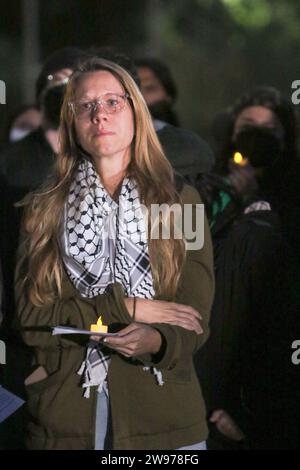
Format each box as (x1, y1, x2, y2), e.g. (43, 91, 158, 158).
(90, 316, 108, 333)
(233, 151, 248, 167)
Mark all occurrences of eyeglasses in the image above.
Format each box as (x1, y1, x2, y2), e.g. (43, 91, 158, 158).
(69, 92, 130, 119)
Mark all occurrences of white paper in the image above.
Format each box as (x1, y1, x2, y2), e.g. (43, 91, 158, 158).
(52, 326, 118, 337)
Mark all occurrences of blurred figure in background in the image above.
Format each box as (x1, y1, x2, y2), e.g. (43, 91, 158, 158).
(5, 105, 41, 143)
(0, 47, 83, 326)
(194, 173, 298, 449)
(196, 87, 300, 449)
(135, 57, 179, 127)
(0, 47, 83, 449)
(215, 86, 300, 212)
(0, 47, 83, 195)
(135, 56, 215, 181)
(214, 85, 300, 335)
(213, 86, 300, 349)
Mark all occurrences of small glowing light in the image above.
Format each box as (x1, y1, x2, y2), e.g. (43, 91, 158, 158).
(233, 151, 243, 164)
(233, 151, 248, 166)
(90, 315, 108, 333)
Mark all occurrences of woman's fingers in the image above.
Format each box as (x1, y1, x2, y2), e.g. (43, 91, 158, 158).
(167, 318, 203, 334)
(174, 311, 203, 324)
(106, 345, 133, 357)
(104, 328, 139, 346)
(159, 306, 202, 324)
(171, 303, 202, 320)
(210, 409, 245, 441)
(210, 409, 224, 423)
(103, 323, 162, 357)
(103, 331, 138, 356)
(132, 299, 202, 328)
(90, 335, 108, 342)
(114, 323, 140, 336)
(217, 417, 241, 440)
(160, 310, 203, 333)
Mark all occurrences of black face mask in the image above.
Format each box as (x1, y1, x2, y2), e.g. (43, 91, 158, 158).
(148, 99, 179, 126)
(233, 126, 284, 169)
(42, 84, 66, 129)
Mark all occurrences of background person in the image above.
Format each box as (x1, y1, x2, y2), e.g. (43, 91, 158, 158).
(4, 105, 41, 144)
(135, 56, 179, 127)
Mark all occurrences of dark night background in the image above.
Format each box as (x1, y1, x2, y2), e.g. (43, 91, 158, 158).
(1, 0, 300, 143)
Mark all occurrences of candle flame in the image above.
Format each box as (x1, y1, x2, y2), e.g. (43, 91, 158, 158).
(233, 151, 248, 166)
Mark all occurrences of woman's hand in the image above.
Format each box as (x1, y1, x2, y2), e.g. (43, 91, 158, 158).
(92, 323, 162, 358)
(228, 159, 258, 197)
(210, 409, 246, 441)
(124, 298, 203, 334)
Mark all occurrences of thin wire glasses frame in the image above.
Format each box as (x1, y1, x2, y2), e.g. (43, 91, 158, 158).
(69, 92, 131, 120)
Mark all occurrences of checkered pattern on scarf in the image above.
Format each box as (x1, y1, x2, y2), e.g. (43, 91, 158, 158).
(59, 159, 157, 398)
(244, 200, 271, 214)
(60, 159, 155, 299)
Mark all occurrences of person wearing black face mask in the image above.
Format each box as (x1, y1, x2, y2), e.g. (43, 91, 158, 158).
(193, 172, 298, 450)
(135, 57, 180, 127)
(216, 87, 300, 213)
(0, 47, 83, 199)
(205, 87, 300, 449)
(134, 56, 214, 181)
(229, 123, 289, 202)
(0, 47, 83, 449)
(233, 125, 284, 170)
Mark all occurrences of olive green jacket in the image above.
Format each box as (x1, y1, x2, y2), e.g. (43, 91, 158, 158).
(15, 184, 214, 450)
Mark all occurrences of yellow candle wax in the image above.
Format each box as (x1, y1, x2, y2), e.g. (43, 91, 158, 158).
(90, 316, 108, 333)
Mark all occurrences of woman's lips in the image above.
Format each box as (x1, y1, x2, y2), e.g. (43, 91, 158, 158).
(94, 130, 115, 137)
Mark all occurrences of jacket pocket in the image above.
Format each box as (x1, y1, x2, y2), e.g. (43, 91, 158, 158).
(25, 367, 61, 423)
(25, 368, 61, 394)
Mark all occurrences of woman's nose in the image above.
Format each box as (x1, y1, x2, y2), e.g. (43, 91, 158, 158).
(91, 103, 108, 123)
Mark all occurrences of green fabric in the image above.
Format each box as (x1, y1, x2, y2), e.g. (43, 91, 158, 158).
(15, 184, 215, 450)
(210, 190, 232, 229)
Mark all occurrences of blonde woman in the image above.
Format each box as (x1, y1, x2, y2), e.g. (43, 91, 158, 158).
(15, 58, 214, 450)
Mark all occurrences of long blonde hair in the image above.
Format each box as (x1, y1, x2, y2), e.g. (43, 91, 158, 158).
(19, 58, 186, 305)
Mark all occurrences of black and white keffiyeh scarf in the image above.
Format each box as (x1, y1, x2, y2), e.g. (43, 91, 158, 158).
(59, 159, 163, 397)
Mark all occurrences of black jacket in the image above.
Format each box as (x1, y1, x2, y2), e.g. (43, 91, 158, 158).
(0, 128, 54, 323)
(194, 202, 299, 449)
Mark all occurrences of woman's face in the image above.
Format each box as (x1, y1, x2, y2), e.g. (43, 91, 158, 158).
(229, 105, 285, 178)
(137, 66, 170, 106)
(72, 70, 134, 162)
(233, 105, 283, 137)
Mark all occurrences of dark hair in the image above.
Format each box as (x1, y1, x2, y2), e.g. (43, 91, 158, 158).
(36, 47, 84, 102)
(134, 57, 178, 103)
(216, 86, 298, 173)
